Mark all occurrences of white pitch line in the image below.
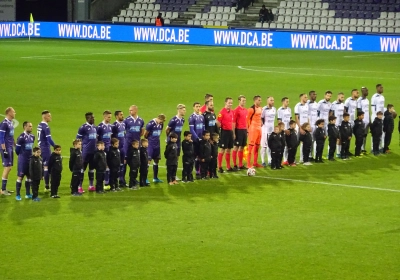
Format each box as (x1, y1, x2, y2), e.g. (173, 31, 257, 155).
(237, 66, 399, 80)
(233, 174, 400, 193)
(20, 47, 225, 59)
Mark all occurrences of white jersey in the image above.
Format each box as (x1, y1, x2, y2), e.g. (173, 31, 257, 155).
(294, 102, 309, 126)
(357, 97, 370, 124)
(344, 97, 358, 123)
(317, 99, 332, 122)
(307, 100, 319, 128)
(261, 106, 276, 135)
(277, 106, 292, 129)
(330, 101, 345, 126)
(371, 93, 385, 119)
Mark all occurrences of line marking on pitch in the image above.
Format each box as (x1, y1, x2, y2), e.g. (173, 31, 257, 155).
(233, 174, 400, 193)
(20, 47, 226, 59)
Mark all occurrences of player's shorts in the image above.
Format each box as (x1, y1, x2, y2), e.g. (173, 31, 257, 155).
(363, 121, 370, 136)
(247, 127, 261, 146)
(234, 129, 247, 147)
(176, 141, 181, 157)
(147, 145, 161, 161)
(1, 148, 14, 167)
(41, 147, 51, 166)
(82, 152, 95, 171)
(17, 160, 29, 177)
(261, 126, 273, 147)
(219, 129, 233, 149)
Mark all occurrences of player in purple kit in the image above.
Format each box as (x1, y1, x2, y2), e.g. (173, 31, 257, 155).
(97, 110, 113, 185)
(15, 121, 35, 201)
(112, 110, 127, 187)
(165, 104, 186, 180)
(76, 112, 97, 193)
(124, 105, 145, 154)
(144, 114, 166, 183)
(37, 110, 56, 192)
(189, 102, 205, 177)
(0, 107, 16, 196)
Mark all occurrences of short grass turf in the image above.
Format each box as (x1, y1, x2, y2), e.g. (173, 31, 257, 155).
(1, 39, 400, 279)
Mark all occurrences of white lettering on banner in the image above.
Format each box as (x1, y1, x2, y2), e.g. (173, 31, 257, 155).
(213, 30, 273, 47)
(380, 37, 400, 52)
(0, 22, 40, 37)
(291, 34, 353, 50)
(57, 24, 111, 40)
(133, 27, 189, 43)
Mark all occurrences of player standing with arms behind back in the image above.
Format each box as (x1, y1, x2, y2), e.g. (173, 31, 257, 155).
(0, 107, 16, 196)
(317, 91, 332, 156)
(330, 92, 345, 157)
(307, 91, 319, 160)
(232, 95, 248, 170)
(97, 110, 113, 185)
(294, 94, 309, 163)
(112, 110, 127, 187)
(277, 97, 292, 165)
(217, 97, 235, 173)
(37, 110, 56, 192)
(247, 95, 263, 168)
(371, 84, 385, 153)
(260, 97, 276, 167)
(357, 87, 370, 154)
(189, 102, 204, 177)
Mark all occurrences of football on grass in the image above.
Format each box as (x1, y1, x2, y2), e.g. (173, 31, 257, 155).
(247, 167, 256, 176)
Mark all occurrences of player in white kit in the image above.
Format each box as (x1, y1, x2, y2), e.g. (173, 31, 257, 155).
(294, 93, 309, 163)
(370, 84, 385, 152)
(277, 97, 292, 165)
(357, 87, 370, 154)
(260, 97, 276, 166)
(344, 89, 359, 155)
(317, 91, 332, 156)
(330, 92, 345, 157)
(307, 91, 319, 159)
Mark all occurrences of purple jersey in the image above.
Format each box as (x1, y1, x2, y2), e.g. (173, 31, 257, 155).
(124, 116, 144, 143)
(146, 119, 163, 148)
(112, 121, 125, 149)
(97, 122, 113, 150)
(189, 113, 204, 140)
(77, 123, 97, 154)
(16, 132, 35, 161)
(37, 122, 55, 150)
(0, 118, 15, 150)
(167, 116, 185, 140)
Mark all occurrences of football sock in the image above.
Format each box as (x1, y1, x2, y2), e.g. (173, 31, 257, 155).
(238, 151, 244, 167)
(195, 160, 200, 174)
(260, 147, 266, 164)
(247, 145, 254, 167)
(253, 145, 259, 164)
(225, 153, 231, 169)
(88, 170, 94, 186)
(2, 178, 7, 191)
(283, 147, 288, 162)
(25, 179, 31, 195)
(44, 169, 49, 187)
(266, 147, 272, 164)
(312, 141, 317, 158)
(16, 179, 22, 196)
(105, 168, 110, 184)
(217, 152, 223, 168)
(79, 172, 84, 188)
(153, 163, 159, 179)
(299, 143, 303, 162)
(232, 150, 237, 166)
(361, 137, 366, 151)
(337, 145, 341, 154)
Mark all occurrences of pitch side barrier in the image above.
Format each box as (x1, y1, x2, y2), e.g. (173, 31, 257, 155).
(1, 21, 400, 52)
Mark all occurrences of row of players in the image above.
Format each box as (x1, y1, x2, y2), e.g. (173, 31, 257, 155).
(0, 85, 393, 199)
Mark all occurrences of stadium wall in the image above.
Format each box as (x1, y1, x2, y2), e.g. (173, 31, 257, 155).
(1, 21, 400, 52)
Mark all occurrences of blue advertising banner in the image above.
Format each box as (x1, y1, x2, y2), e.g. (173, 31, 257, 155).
(1, 22, 400, 52)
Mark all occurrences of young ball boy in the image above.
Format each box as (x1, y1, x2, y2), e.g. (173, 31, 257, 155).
(370, 111, 383, 155)
(327, 116, 339, 161)
(69, 139, 83, 196)
(29, 147, 42, 201)
(383, 104, 395, 153)
(181, 131, 194, 183)
(340, 113, 352, 160)
(164, 133, 179, 185)
(353, 112, 365, 157)
(107, 138, 121, 191)
(299, 123, 312, 165)
(314, 119, 326, 163)
(209, 133, 219, 179)
(48, 145, 62, 198)
(199, 131, 211, 179)
(285, 120, 298, 166)
(139, 139, 150, 187)
(127, 139, 140, 190)
(268, 126, 283, 169)
(93, 141, 107, 193)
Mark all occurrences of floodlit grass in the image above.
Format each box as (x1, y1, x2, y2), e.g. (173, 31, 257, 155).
(1, 39, 400, 279)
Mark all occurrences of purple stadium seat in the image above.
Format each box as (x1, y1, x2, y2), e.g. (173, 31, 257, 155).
(335, 11, 343, 17)
(203, 6, 210, 12)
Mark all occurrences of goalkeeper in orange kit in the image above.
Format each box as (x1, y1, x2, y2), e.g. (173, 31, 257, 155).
(247, 95, 263, 168)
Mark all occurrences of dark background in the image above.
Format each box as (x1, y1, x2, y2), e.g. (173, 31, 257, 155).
(16, 0, 68, 21)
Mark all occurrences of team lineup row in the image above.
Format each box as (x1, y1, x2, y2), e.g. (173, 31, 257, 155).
(0, 84, 392, 199)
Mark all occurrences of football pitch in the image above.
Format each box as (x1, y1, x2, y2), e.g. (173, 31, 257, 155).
(1, 39, 400, 279)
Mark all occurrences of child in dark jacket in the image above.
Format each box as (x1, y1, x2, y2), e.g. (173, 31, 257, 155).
(285, 120, 298, 166)
(139, 139, 150, 187)
(278, 122, 286, 166)
(181, 131, 195, 182)
(268, 126, 282, 169)
(127, 140, 140, 189)
(164, 133, 179, 185)
(107, 138, 121, 191)
(371, 111, 384, 155)
(339, 113, 352, 160)
(29, 147, 43, 201)
(327, 116, 339, 161)
(48, 145, 62, 198)
(69, 139, 83, 196)
(314, 119, 327, 163)
(353, 112, 365, 157)
(199, 131, 211, 179)
(93, 141, 107, 193)
(383, 104, 395, 153)
(299, 123, 312, 165)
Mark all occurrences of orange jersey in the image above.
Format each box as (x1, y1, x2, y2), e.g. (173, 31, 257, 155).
(247, 106, 262, 129)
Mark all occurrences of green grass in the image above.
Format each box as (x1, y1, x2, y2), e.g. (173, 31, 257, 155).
(1, 39, 400, 279)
